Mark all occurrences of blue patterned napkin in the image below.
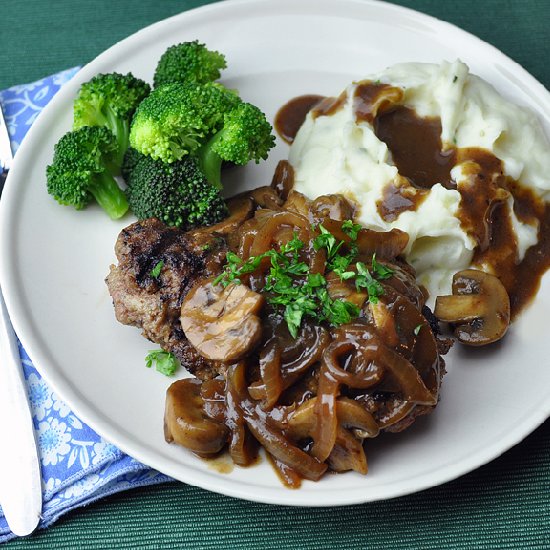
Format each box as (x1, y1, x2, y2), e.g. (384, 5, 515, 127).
(0, 69, 171, 543)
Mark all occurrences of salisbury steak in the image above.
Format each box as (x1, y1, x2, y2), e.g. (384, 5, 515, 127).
(105, 217, 228, 379)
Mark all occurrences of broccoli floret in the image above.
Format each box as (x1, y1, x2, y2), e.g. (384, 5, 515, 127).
(73, 72, 151, 170)
(124, 149, 228, 229)
(46, 126, 129, 219)
(198, 102, 275, 188)
(121, 146, 142, 181)
(153, 41, 227, 88)
(129, 81, 240, 165)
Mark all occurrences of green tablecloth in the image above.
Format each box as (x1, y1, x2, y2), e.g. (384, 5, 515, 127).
(2, 0, 549, 547)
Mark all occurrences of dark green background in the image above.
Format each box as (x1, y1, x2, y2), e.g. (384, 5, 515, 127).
(2, 0, 549, 548)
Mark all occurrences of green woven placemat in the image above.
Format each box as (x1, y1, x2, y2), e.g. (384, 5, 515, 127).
(7, 421, 550, 549)
(2, 0, 549, 548)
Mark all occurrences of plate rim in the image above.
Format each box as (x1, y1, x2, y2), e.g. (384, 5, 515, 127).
(1, 0, 549, 507)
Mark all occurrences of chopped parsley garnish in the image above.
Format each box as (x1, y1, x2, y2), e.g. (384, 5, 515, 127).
(414, 323, 424, 336)
(313, 224, 344, 259)
(371, 254, 394, 279)
(150, 260, 164, 278)
(341, 220, 363, 240)
(145, 349, 179, 376)
(214, 222, 394, 337)
(355, 262, 386, 304)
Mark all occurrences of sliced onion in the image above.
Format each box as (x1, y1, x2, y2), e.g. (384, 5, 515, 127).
(323, 340, 384, 389)
(259, 341, 283, 410)
(225, 364, 257, 466)
(267, 453, 302, 489)
(250, 322, 330, 403)
(378, 346, 437, 406)
(228, 363, 326, 480)
(332, 322, 437, 405)
(246, 415, 327, 481)
(250, 211, 310, 257)
(311, 371, 340, 462)
(376, 398, 417, 429)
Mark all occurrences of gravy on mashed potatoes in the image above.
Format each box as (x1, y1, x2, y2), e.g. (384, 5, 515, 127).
(277, 60, 550, 315)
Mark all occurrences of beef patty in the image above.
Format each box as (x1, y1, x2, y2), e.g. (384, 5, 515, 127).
(105, 218, 228, 379)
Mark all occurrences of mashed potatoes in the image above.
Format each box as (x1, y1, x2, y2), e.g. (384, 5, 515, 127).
(288, 60, 550, 300)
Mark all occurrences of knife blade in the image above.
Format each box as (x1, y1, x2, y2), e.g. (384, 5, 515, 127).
(0, 102, 42, 536)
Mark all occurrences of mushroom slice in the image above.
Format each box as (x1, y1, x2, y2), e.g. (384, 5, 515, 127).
(164, 378, 228, 456)
(434, 269, 510, 346)
(190, 195, 254, 238)
(283, 190, 312, 218)
(270, 159, 295, 201)
(287, 397, 379, 441)
(181, 280, 264, 361)
(311, 194, 355, 222)
(327, 428, 368, 475)
(249, 186, 284, 210)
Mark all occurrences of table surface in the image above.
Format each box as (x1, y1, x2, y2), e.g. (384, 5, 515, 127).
(2, 0, 549, 548)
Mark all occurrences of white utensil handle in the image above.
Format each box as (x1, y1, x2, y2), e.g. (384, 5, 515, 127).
(0, 291, 42, 536)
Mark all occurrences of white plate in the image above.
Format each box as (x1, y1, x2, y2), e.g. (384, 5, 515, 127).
(1, 0, 550, 507)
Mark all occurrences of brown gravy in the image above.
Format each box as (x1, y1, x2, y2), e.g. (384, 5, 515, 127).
(374, 106, 457, 190)
(353, 82, 403, 125)
(274, 92, 349, 145)
(204, 454, 235, 475)
(274, 95, 325, 144)
(454, 148, 509, 252)
(377, 182, 427, 223)
(274, 82, 550, 316)
(312, 91, 348, 119)
(475, 194, 550, 317)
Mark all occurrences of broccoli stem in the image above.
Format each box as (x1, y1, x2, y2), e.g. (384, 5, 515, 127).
(75, 105, 128, 173)
(104, 108, 128, 172)
(197, 133, 224, 190)
(88, 171, 129, 219)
